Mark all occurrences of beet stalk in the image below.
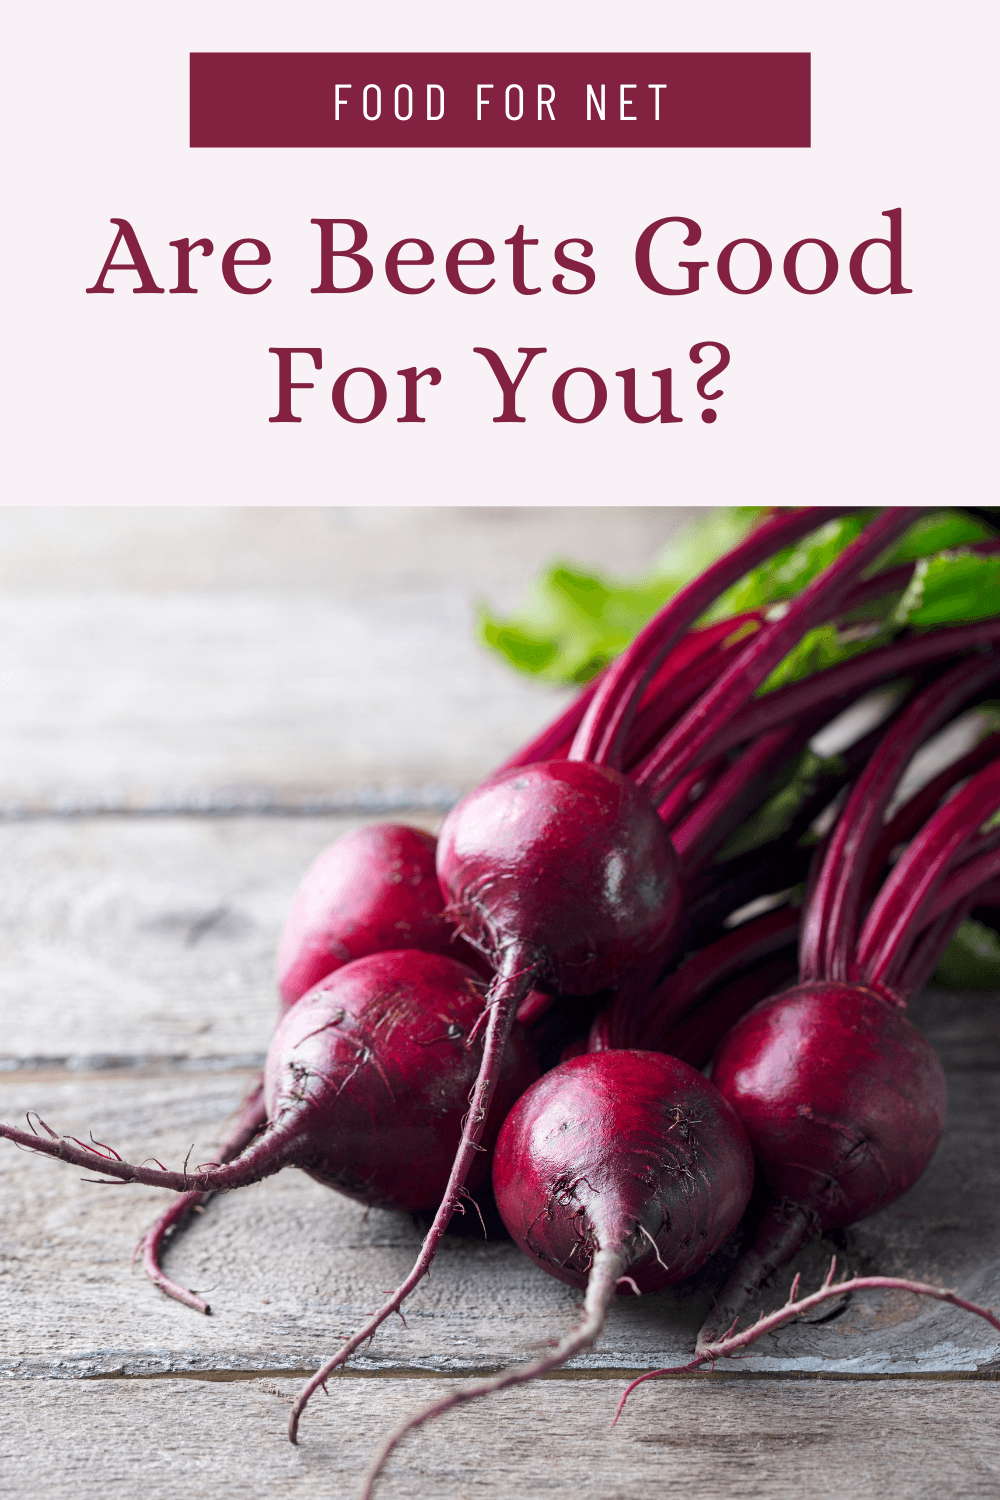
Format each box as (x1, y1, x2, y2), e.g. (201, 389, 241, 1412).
(589, 904, 802, 1054)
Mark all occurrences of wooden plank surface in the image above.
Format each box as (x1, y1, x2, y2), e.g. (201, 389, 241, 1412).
(0, 506, 690, 815)
(3, 1377, 999, 1500)
(2, 981, 998, 1383)
(1, 506, 998, 1498)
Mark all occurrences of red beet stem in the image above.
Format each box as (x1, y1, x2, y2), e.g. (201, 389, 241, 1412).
(896, 900, 976, 1000)
(892, 839, 1000, 997)
(358, 1244, 627, 1500)
(865, 730, 1000, 902)
(685, 619, 1000, 769)
(616, 1258, 1000, 1421)
(287, 943, 534, 1445)
(621, 616, 764, 771)
(669, 721, 814, 878)
(601, 905, 801, 1052)
(800, 655, 1000, 984)
(138, 1082, 268, 1314)
(856, 755, 1000, 989)
(632, 510, 920, 805)
(648, 953, 800, 1070)
(495, 618, 759, 781)
(926, 840, 1000, 922)
(503, 534, 1000, 786)
(570, 507, 852, 768)
(655, 755, 729, 833)
(493, 676, 601, 776)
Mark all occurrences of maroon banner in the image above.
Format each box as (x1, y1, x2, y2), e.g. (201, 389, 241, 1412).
(190, 53, 810, 149)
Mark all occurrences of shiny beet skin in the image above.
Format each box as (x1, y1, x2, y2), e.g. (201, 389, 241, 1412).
(436, 760, 682, 998)
(276, 825, 464, 1007)
(264, 949, 540, 1213)
(493, 1050, 754, 1293)
(711, 982, 947, 1229)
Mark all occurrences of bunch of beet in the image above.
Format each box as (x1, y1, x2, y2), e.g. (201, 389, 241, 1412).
(5, 504, 1000, 1490)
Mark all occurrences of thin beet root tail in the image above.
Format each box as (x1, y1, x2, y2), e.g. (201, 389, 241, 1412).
(696, 1200, 817, 1355)
(287, 944, 537, 1446)
(359, 1244, 627, 1500)
(0, 1105, 302, 1193)
(141, 1195, 213, 1315)
(617, 1262, 1000, 1423)
(139, 1082, 269, 1315)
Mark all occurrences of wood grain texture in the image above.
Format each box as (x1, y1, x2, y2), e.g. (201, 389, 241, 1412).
(0, 506, 693, 815)
(2, 1030, 998, 1382)
(0, 814, 437, 1065)
(2, 1378, 998, 1500)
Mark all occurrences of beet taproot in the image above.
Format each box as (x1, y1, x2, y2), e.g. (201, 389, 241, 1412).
(0, 950, 539, 1254)
(354, 1049, 753, 1497)
(276, 823, 475, 1007)
(698, 668, 1000, 1352)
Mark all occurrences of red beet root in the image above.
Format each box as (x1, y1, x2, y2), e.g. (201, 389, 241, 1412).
(439, 759, 681, 1000)
(143, 824, 493, 1309)
(356, 1050, 753, 1497)
(276, 824, 468, 1006)
(698, 660, 1000, 1352)
(709, 979, 946, 1316)
(494, 1049, 753, 1292)
(264, 950, 537, 1212)
(0, 949, 538, 1220)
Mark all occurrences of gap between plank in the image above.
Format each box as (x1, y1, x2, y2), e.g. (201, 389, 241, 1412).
(79, 1366, 1000, 1385)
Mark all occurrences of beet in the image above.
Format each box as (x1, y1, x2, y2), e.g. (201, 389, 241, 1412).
(0, 507, 923, 1438)
(439, 759, 681, 1001)
(276, 823, 473, 1006)
(354, 1050, 753, 1496)
(0, 949, 539, 1243)
(143, 821, 498, 1309)
(709, 979, 946, 1301)
(697, 659, 1000, 1352)
(493, 1050, 753, 1292)
(264, 951, 537, 1212)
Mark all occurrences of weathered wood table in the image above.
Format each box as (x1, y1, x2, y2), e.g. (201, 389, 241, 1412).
(1, 507, 997, 1498)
